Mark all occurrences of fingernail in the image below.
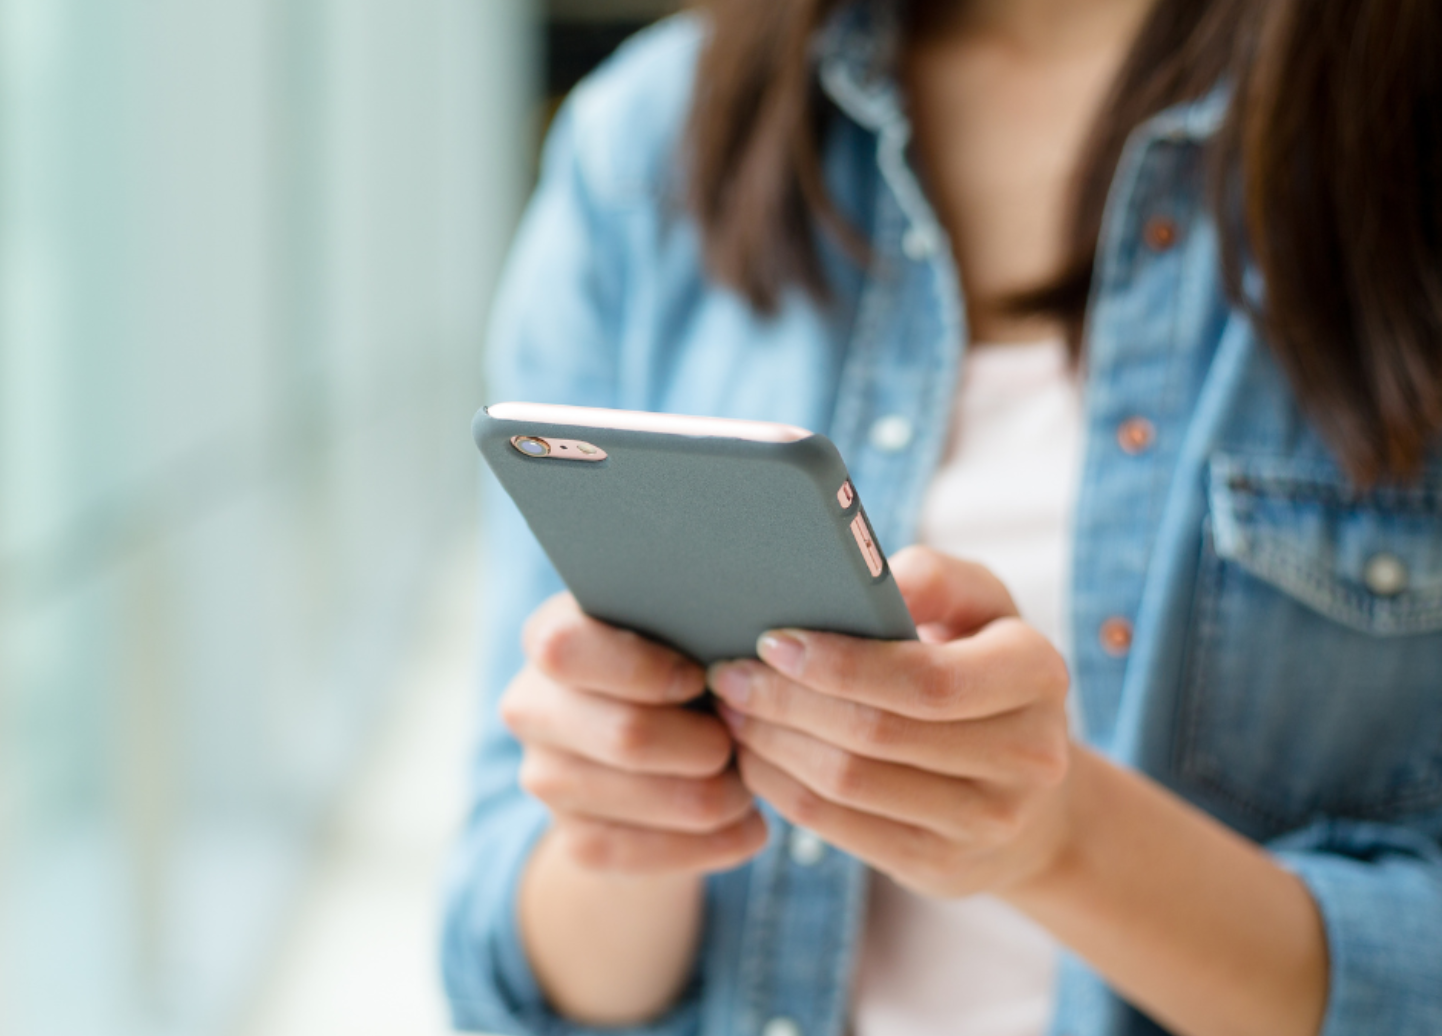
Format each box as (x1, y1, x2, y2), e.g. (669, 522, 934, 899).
(717, 702, 746, 734)
(709, 663, 753, 707)
(757, 631, 805, 676)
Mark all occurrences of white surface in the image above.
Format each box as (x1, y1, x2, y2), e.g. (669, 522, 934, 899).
(237, 540, 479, 1036)
(853, 340, 1082, 1036)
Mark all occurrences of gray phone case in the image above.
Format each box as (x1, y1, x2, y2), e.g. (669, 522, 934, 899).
(474, 407, 916, 665)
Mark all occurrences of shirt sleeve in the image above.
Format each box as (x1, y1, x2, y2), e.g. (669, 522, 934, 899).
(438, 92, 704, 1036)
(1270, 819, 1442, 1036)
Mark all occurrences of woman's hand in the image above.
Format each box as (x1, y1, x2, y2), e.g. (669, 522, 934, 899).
(501, 593, 768, 874)
(710, 546, 1074, 898)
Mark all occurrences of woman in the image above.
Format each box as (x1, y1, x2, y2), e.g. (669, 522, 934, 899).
(444, 1, 1442, 1035)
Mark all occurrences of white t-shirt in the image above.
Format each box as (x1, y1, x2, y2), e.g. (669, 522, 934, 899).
(851, 339, 1083, 1036)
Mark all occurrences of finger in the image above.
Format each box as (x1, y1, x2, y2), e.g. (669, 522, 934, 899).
(889, 547, 1017, 635)
(501, 670, 733, 777)
(755, 618, 1070, 721)
(554, 809, 769, 875)
(723, 707, 1020, 843)
(710, 660, 1069, 785)
(524, 593, 705, 704)
(737, 749, 947, 882)
(519, 746, 755, 834)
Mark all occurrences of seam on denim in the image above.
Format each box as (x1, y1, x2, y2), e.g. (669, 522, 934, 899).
(1213, 453, 1442, 510)
(817, 859, 869, 1036)
(736, 823, 786, 1036)
(829, 193, 902, 533)
(1145, 150, 1204, 560)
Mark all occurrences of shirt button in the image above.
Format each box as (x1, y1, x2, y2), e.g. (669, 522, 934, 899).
(1099, 617, 1134, 657)
(762, 1018, 803, 1036)
(1143, 216, 1180, 251)
(1116, 416, 1156, 455)
(1363, 553, 1409, 597)
(788, 828, 827, 866)
(902, 224, 939, 261)
(869, 414, 914, 452)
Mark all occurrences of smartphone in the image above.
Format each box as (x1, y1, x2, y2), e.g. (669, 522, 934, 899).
(473, 402, 916, 665)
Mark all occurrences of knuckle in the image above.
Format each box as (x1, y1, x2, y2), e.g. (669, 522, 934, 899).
(822, 750, 870, 801)
(786, 784, 828, 828)
(912, 838, 959, 887)
(675, 777, 737, 829)
(691, 736, 735, 779)
(1032, 728, 1072, 788)
(497, 685, 531, 736)
(1014, 744, 1065, 788)
(613, 629, 655, 680)
(716, 814, 761, 856)
(913, 659, 960, 716)
(850, 705, 899, 749)
(975, 796, 1025, 845)
(605, 708, 655, 762)
(564, 826, 618, 869)
(517, 754, 565, 802)
(1042, 650, 1071, 701)
(1017, 626, 1070, 698)
(1018, 627, 1071, 701)
(527, 617, 578, 677)
(1010, 710, 1070, 787)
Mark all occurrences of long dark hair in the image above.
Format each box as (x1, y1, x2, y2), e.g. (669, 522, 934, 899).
(686, 0, 1442, 484)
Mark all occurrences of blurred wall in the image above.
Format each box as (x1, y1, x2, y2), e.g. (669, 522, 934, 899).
(0, 2, 538, 1034)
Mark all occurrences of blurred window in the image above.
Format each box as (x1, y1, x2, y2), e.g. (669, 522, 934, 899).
(0, 3, 537, 1034)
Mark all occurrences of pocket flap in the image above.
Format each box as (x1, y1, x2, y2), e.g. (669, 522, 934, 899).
(1208, 454, 1442, 636)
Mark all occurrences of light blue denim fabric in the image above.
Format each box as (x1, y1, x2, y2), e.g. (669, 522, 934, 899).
(442, 7, 1442, 1036)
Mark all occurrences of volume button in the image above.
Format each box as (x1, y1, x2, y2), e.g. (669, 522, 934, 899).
(849, 514, 883, 577)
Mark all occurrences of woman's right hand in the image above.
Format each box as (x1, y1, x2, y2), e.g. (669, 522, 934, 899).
(500, 592, 769, 874)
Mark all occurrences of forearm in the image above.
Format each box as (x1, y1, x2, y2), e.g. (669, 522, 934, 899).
(519, 829, 706, 1026)
(1006, 748, 1328, 1036)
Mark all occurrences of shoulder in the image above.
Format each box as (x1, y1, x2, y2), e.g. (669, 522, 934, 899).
(555, 14, 706, 207)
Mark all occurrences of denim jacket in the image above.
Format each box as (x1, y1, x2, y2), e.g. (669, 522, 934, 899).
(443, 8, 1442, 1036)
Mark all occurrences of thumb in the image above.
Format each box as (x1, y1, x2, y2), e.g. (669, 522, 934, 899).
(889, 546, 1018, 636)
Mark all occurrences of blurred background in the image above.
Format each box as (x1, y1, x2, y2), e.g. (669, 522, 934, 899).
(0, 2, 675, 1035)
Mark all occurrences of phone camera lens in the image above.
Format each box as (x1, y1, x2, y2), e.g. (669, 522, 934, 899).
(512, 436, 550, 458)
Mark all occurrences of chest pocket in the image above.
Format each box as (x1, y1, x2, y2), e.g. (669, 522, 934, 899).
(1176, 454, 1442, 835)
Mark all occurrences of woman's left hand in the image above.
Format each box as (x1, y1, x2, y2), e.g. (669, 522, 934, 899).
(709, 545, 1075, 899)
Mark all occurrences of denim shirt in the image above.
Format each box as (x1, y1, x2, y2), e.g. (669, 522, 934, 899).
(443, 9, 1442, 1036)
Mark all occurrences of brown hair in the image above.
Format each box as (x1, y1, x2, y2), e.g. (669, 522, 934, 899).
(686, 0, 1442, 484)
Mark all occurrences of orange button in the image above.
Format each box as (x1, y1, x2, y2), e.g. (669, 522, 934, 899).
(1099, 617, 1134, 657)
(1116, 416, 1156, 455)
(1143, 217, 1179, 251)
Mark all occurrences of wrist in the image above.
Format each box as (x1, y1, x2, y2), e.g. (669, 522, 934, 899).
(522, 828, 706, 1027)
(1002, 744, 1109, 909)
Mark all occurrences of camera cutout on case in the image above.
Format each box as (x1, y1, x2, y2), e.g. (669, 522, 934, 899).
(510, 435, 608, 462)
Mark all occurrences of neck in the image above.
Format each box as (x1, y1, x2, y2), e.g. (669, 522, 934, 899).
(914, 0, 1158, 56)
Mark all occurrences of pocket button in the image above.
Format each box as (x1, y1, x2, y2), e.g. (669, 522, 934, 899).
(1364, 552, 1409, 597)
(763, 1018, 803, 1036)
